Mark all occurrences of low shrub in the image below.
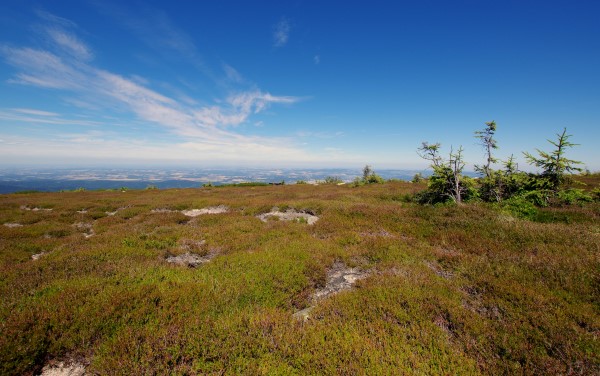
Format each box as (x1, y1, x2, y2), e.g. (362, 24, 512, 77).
(556, 188, 593, 205)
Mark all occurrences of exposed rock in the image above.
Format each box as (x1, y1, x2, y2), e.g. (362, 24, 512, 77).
(294, 261, 369, 321)
(39, 361, 86, 376)
(4, 222, 23, 228)
(73, 222, 94, 238)
(166, 250, 218, 267)
(257, 208, 319, 225)
(292, 306, 314, 321)
(182, 205, 228, 217)
(106, 207, 128, 216)
(313, 261, 369, 301)
(76, 209, 88, 214)
(21, 205, 52, 212)
(151, 208, 176, 213)
(31, 252, 46, 261)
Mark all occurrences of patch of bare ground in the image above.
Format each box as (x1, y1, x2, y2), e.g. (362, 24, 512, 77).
(105, 206, 128, 216)
(150, 208, 177, 213)
(21, 205, 52, 212)
(166, 248, 219, 267)
(182, 205, 228, 216)
(258, 207, 319, 225)
(39, 360, 86, 376)
(293, 261, 369, 321)
(31, 252, 46, 261)
(73, 222, 94, 238)
(3, 222, 23, 228)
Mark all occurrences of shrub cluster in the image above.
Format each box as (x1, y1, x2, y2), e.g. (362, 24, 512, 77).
(350, 165, 385, 187)
(416, 124, 594, 214)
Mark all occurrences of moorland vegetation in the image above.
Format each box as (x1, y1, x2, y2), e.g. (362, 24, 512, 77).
(0, 126, 599, 375)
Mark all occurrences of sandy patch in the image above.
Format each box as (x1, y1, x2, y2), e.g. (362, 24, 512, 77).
(182, 205, 228, 217)
(257, 208, 319, 225)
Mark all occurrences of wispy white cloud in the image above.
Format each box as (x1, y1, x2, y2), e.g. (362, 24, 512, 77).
(222, 63, 244, 84)
(0, 12, 308, 165)
(314, 55, 320, 65)
(45, 27, 93, 61)
(90, 2, 211, 76)
(35, 9, 76, 28)
(2, 47, 85, 89)
(273, 18, 291, 47)
(0, 109, 102, 127)
(13, 108, 59, 117)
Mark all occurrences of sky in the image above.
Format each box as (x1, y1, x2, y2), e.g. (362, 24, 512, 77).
(0, 0, 599, 170)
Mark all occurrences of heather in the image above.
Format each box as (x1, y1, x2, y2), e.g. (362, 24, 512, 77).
(1, 176, 598, 375)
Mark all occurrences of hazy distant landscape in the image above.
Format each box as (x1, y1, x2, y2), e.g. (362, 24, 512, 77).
(0, 167, 427, 193)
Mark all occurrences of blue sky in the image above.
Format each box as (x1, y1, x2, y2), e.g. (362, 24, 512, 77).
(1, 0, 599, 170)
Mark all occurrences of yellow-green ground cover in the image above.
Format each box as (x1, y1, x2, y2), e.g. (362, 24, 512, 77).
(1, 180, 598, 375)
